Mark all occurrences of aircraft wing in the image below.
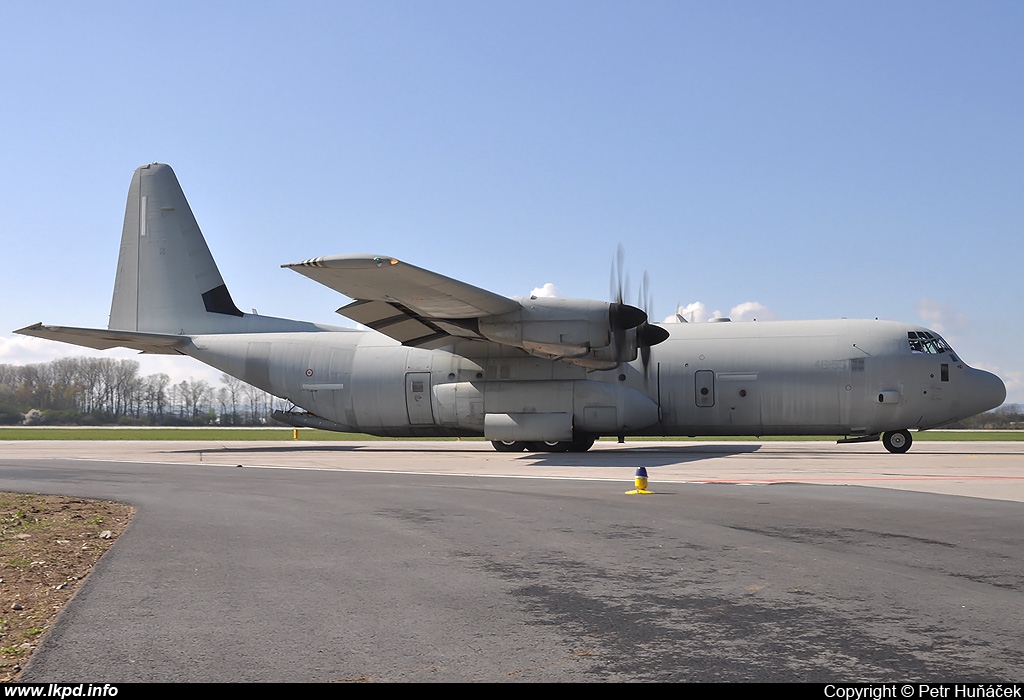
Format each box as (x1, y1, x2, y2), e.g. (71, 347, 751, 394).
(15, 323, 191, 355)
(282, 255, 522, 348)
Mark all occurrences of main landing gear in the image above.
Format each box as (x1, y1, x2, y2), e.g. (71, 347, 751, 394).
(490, 436, 597, 453)
(882, 429, 913, 454)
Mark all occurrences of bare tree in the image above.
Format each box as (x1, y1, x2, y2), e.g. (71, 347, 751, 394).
(219, 373, 246, 425)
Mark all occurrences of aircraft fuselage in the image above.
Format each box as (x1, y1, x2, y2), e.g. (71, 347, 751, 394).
(186, 317, 1004, 446)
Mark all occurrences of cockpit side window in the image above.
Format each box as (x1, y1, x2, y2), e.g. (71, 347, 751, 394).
(908, 331, 955, 359)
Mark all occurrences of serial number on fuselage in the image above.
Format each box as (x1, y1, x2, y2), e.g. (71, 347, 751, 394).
(814, 359, 849, 371)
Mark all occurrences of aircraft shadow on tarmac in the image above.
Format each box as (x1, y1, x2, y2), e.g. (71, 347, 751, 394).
(517, 443, 762, 468)
(175, 444, 369, 455)
(171, 442, 761, 468)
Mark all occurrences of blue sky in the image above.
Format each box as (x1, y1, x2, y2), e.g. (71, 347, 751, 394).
(2, 1, 1021, 404)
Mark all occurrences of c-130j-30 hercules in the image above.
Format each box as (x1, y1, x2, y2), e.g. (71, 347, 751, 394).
(18, 163, 1006, 454)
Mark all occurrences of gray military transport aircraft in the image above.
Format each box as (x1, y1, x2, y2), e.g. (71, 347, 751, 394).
(17, 163, 1006, 453)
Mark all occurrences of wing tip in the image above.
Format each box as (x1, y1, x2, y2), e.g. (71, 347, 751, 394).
(14, 322, 44, 334)
(281, 257, 326, 269)
(282, 255, 400, 270)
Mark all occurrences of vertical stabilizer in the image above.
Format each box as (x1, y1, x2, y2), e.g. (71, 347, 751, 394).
(109, 163, 243, 333)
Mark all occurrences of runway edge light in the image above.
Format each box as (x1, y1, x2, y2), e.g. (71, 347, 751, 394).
(626, 466, 653, 495)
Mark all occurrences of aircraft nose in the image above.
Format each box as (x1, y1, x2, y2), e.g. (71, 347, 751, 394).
(965, 368, 1006, 415)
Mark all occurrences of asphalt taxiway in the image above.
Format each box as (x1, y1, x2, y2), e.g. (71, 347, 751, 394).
(0, 440, 1021, 681)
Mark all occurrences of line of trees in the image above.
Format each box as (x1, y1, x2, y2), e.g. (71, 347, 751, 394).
(947, 403, 1023, 430)
(0, 358, 290, 426)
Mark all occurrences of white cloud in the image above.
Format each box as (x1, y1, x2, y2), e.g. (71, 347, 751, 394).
(914, 298, 968, 335)
(530, 282, 560, 298)
(664, 301, 774, 323)
(728, 301, 775, 322)
(665, 302, 708, 323)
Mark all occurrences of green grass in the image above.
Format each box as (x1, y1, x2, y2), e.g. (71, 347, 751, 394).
(912, 431, 1023, 441)
(0, 427, 390, 441)
(630, 432, 1023, 442)
(0, 427, 1020, 441)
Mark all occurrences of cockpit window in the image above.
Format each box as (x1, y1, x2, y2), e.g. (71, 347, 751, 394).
(908, 331, 954, 356)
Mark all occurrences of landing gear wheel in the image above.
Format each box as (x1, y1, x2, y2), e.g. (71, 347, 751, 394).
(491, 440, 526, 452)
(567, 436, 596, 452)
(882, 429, 912, 454)
(526, 441, 570, 452)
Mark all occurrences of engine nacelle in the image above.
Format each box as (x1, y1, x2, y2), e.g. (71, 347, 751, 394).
(477, 297, 647, 370)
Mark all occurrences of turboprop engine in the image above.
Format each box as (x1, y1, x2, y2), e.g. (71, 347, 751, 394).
(477, 297, 668, 370)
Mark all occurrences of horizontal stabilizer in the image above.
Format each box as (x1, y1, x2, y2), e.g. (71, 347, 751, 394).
(15, 323, 190, 355)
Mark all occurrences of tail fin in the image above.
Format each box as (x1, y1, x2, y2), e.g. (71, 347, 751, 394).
(109, 163, 243, 333)
(108, 163, 329, 336)
(16, 164, 330, 352)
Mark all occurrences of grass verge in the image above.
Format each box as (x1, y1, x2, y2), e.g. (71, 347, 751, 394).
(0, 493, 133, 681)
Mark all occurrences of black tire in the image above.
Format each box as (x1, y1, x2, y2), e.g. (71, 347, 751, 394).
(567, 436, 596, 452)
(882, 429, 912, 454)
(525, 441, 569, 452)
(491, 440, 526, 452)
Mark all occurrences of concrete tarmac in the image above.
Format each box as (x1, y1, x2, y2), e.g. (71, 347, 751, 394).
(4, 438, 1022, 500)
(0, 440, 1021, 682)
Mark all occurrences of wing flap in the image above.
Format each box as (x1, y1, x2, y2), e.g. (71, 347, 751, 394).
(337, 299, 485, 347)
(338, 300, 439, 345)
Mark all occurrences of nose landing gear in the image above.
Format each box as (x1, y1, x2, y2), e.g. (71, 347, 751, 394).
(882, 429, 913, 454)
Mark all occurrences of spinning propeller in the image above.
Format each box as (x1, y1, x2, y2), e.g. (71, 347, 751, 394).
(609, 246, 670, 377)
